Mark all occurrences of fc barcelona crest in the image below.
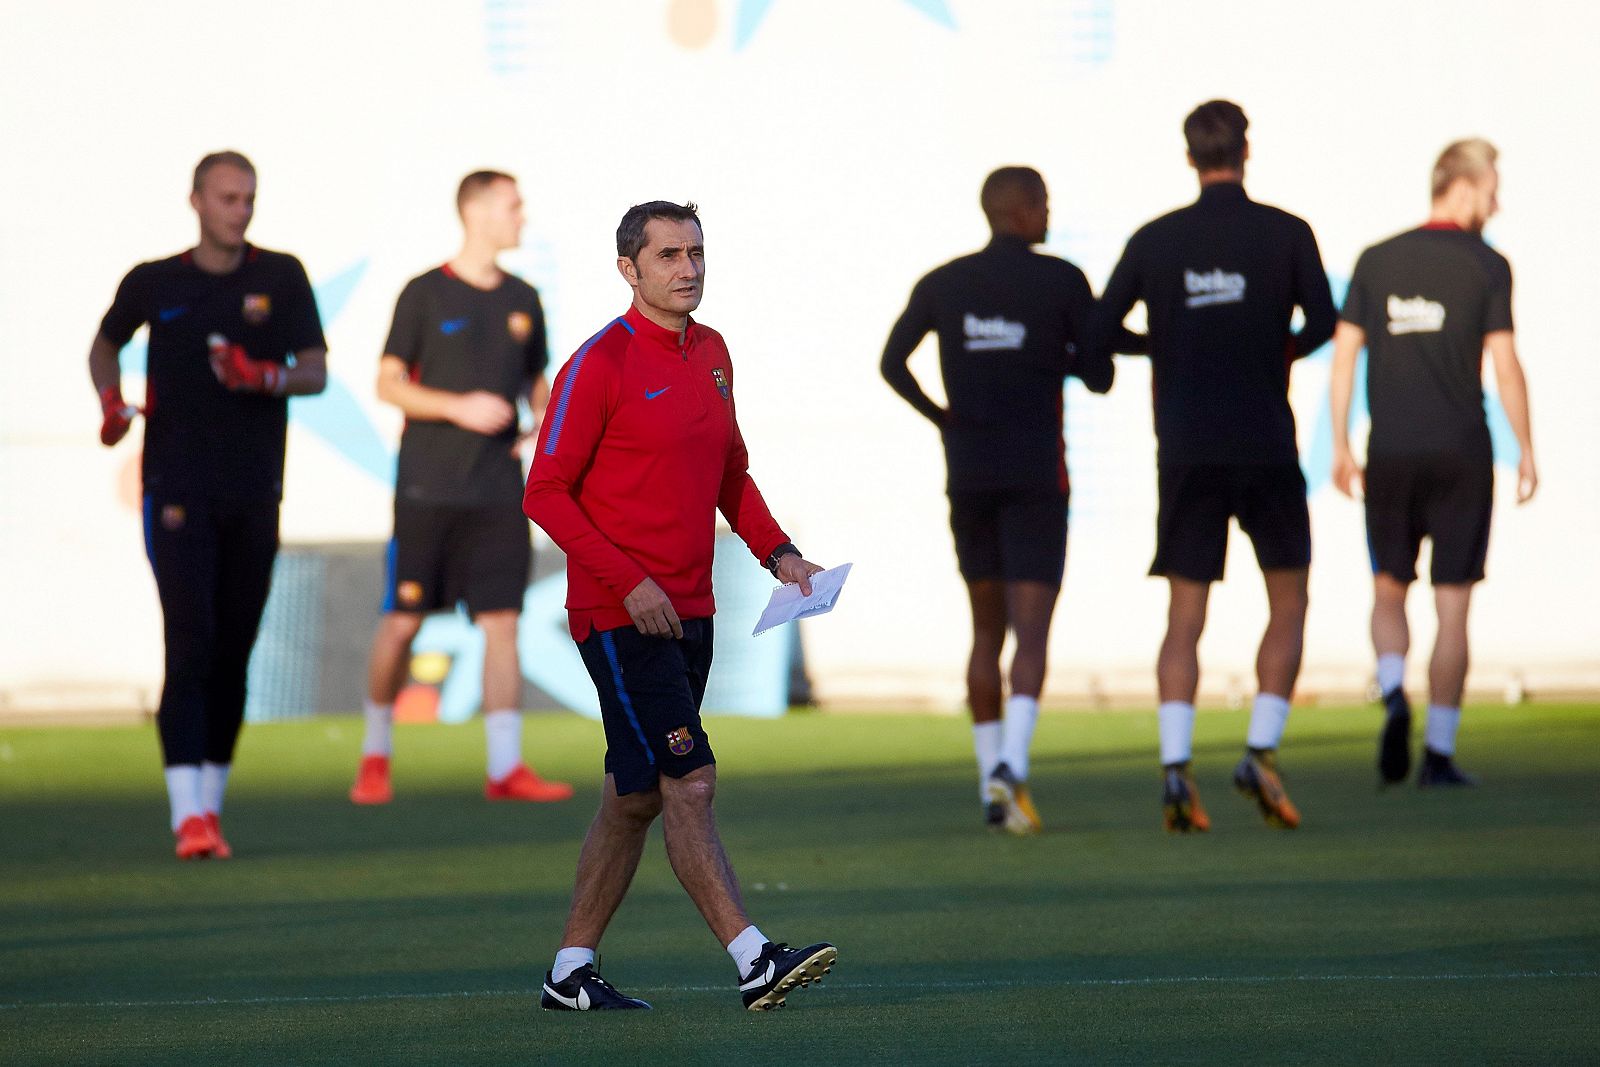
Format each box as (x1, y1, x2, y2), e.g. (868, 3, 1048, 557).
(666, 726, 695, 756)
(711, 367, 730, 399)
(508, 311, 533, 343)
(242, 293, 271, 325)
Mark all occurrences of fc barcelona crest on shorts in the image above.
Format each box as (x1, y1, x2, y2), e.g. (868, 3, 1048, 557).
(666, 726, 695, 756)
(711, 367, 730, 399)
(242, 293, 271, 325)
(161, 504, 186, 531)
(397, 580, 423, 607)
(508, 311, 533, 343)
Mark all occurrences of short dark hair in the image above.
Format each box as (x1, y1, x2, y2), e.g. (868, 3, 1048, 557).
(193, 150, 255, 193)
(617, 201, 702, 261)
(979, 166, 1046, 221)
(457, 170, 516, 214)
(1183, 100, 1248, 172)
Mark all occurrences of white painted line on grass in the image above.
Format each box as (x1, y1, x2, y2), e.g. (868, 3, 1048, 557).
(2, 970, 1595, 1011)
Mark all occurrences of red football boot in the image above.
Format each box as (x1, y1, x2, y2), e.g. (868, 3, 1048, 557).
(175, 815, 215, 860)
(485, 764, 573, 802)
(204, 812, 233, 859)
(350, 755, 393, 805)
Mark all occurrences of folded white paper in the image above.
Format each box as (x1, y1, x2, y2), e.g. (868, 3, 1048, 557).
(752, 563, 853, 637)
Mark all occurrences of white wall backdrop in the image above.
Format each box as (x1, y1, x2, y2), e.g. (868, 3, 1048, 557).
(3, 0, 1597, 710)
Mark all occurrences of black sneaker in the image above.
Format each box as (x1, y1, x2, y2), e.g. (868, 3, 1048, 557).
(1417, 749, 1479, 788)
(540, 964, 651, 1011)
(739, 940, 837, 1011)
(1379, 688, 1413, 785)
(1161, 763, 1210, 833)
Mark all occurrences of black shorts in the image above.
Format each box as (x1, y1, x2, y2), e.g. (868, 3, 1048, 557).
(948, 488, 1068, 586)
(1365, 451, 1492, 585)
(383, 499, 531, 615)
(1151, 463, 1310, 582)
(576, 618, 717, 796)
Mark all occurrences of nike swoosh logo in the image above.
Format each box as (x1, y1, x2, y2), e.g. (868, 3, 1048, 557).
(440, 318, 469, 335)
(158, 306, 188, 322)
(739, 962, 776, 991)
(542, 984, 589, 1010)
(644, 387, 671, 399)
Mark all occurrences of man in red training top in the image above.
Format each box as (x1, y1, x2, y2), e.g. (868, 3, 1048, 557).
(524, 201, 836, 1013)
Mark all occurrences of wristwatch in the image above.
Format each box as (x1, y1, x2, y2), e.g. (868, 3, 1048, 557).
(764, 542, 801, 576)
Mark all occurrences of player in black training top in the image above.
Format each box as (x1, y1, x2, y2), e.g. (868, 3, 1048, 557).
(351, 171, 571, 807)
(1092, 102, 1335, 834)
(88, 150, 328, 860)
(1330, 139, 1537, 789)
(882, 166, 1140, 834)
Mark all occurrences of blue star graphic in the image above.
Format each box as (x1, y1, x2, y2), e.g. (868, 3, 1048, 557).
(735, 0, 956, 50)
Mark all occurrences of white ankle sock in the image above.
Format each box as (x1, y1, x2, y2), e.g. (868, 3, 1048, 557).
(551, 946, 596, 983)
(972, 720, 1002, 799)
(1425, 705, 1461, 755)
(727, 924, 768, 977)
(484, 709, 523, 781)
(1000, 694, 1040, 780)
(361, 699, 394, 758)
(1245, 693, 1291, 752)
(165, 765, 202, 831)
(1158, 701, 1195, 766)
(1376, 653, 1406, 696)
(200, 762, 230, 815)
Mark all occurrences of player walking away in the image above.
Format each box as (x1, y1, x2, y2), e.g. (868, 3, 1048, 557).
(881, 166, 1139, 834)
(524, 201, 836, 1012)
(351, 171, 572, 806)
(1092, 102, 1336, 832)
(1330, 139, 1536, 788)
(88, 151, 328, 859)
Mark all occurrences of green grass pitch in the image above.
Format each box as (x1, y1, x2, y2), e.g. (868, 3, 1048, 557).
(3, 704, 1597, 1064)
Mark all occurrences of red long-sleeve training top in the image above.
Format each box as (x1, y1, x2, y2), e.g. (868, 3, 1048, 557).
(524, 305, 790, 641)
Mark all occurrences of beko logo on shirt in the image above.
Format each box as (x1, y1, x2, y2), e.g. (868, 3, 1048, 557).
(1184, 269, 1247, 308)
(1386, 295, 1446, 335)
(963, 314, 1027, 351)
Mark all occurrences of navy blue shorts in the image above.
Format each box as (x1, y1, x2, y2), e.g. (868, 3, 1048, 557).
(1151, 463, 1311, 582)
(948, 488, 1069, 586)
(576, 618, 717, 796)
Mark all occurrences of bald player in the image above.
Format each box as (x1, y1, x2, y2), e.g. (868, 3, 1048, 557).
(882, 166, 1141, 833)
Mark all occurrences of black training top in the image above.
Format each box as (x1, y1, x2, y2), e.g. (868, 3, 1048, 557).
(1340, 224, 1512, 457)
(386, 265, 548, 507)
(1093, 182, 1336, 467)
(98, 245, 325, 500)
(881, 234, 1136, 493)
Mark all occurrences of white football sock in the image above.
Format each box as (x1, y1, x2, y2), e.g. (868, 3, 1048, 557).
(1000, 694, 1040, 780)
(484, 709, 523, 781)
(727, 924, 768, 977)
(551, 946, 596, 983)
(1158, 701, 1196, 767)
(972, 720, 1002, 799)
(164, 765, 203, 831)
(1376, 653, 1406, 696)
(1245, 693, 1291, 752)
(361, 699, 394, 758)
(1425, 705, 1461, 755)
(199, 761, 230, 815)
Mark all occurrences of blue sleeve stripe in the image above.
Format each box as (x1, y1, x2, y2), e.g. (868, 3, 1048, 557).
(543, 317, 624, 456)
(600, 631, 655, 765)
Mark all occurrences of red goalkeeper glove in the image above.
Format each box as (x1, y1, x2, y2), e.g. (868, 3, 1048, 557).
(208, 333, 286, 395)
(99, 385, 139, 447)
